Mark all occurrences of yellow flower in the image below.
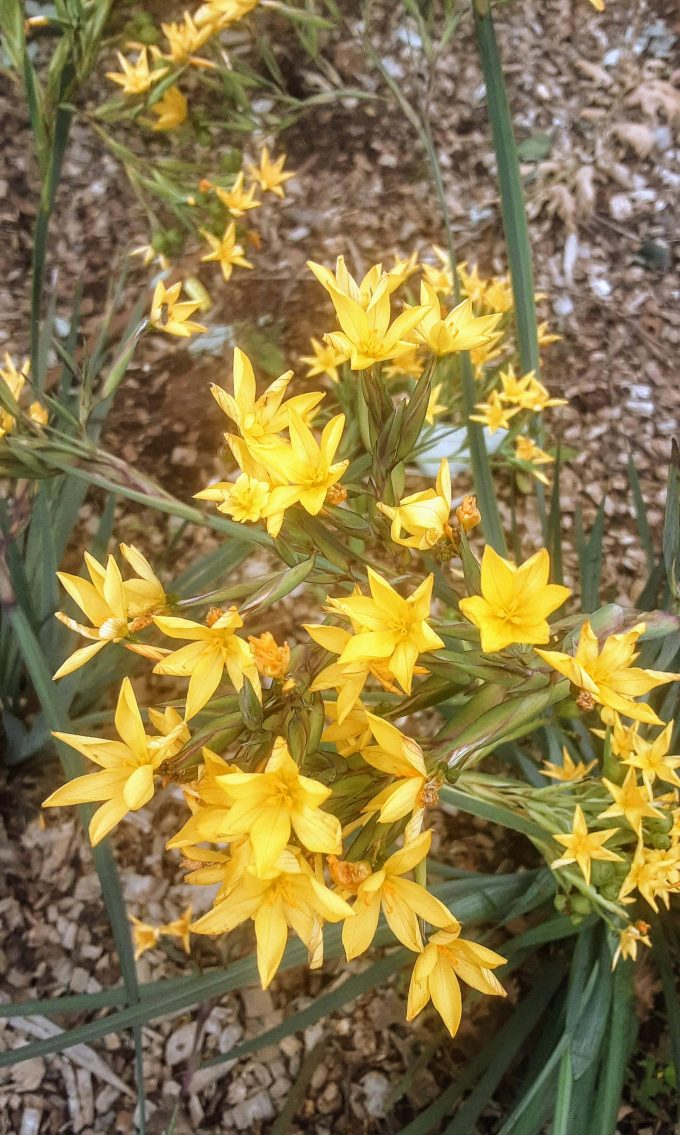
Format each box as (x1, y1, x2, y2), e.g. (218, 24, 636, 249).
(195, 0, 259, 29)
(341, 830, 453, 959)
(378, 458, 452, 550)
(414, 281, 502, 357)
(541, 747, 597, 782)
(213, 737, 342, 875)
(166, 750, 242, 849)
(599, 768, 662, 836)
(459, 546, 570, 654)
(210, 347, 323, 448)
(300, 337, 349, 383)
(257, 411, 349, 536)
(536, 621, 678, 726)
(159, 905, 193, 954)
(213, 170, 260, 217)
(361, 714, 436, 827)
(327, 569, 444, 695)
(54, 545, 167, 679)
(153, 607, 260, 720)
(383, 348, 425, 381)
(106, 47, 165, 95)
(611, 921, 651, 969)
(588, 0, 604, 10)
(305, 623, 410, 723)
(619, 845, 679, 912)
(522, 374, 567, 413)
(322, 283, 429, 372)
(470, 389, 519, 433)
(0, 353, 30, 437)
(201, 221, 253, 281)
(498, 366, 535, 408)
(514, 435, 555, 485)
(42, 679, 175, 845)
(593, 712, 640, 760)
(160, 13, 214, 66)
(469, 335, 505, 379)
(28, 400, 48, 426)
(151, 85, 188, 131)
(625, 723, 680, 792)
(457, 261, 488, 307)
(130, 916, 160, 959)
(537, 321, 562, 347)
(421, 246, 454, 295)
(246, 146, 295, 198)
(195, 473, 271, 524)
(321, 700, 372, 756)
(425, 382, 447, 425)
(551, 805, 622, 886)
(483, 277, 514, 314)
(191, 846, 352, 988)
(149, 280, 206, 338)
(248, 632, 290, 679)
(308, 255, 408, 309)
(407, 923, 506, 1037)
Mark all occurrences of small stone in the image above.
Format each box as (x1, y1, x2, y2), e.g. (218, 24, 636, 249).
(165, 1022, 197, 1067)
(230, 1090, 275, 1130)
(360, 1071, 390, 1119)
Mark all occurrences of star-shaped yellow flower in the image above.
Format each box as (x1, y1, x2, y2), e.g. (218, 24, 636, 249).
(323, 283, 429, 372)
(210, 347, 322, 448)
(341, 830, 453, 959)
(214, 171, 260, 217)
(201, 222, 253, 281)
(213, 737, 342, 875)
(378, 458, 452, 550)
(151, 85, 188, 131)
(106, 48, 166, 96)
(153, 606, 260, 719)
(407, 923, 506, 1038)
(624, 722, 680, 792)
(327, 569, 444, 695)
(257, 411, 349, 535)
(191, 846, 352, 988)
(300, 337, 349, 383)
(195, 473, 271, 524)
(246, 146, 295, 198)
(551, 805, 622, 886)
(536, 621, 678, 726)
(470, 389, 519, 433)
(413, 280, 502, 357)
(599, 767, 662, 836)
(54, 545, 167, 679)
(149, 280, 206, 338)
(360, 714, 431, 825)
(459, 546, 570, 654)
(540, 747, 597, 782)
(43, 679, 181, 845)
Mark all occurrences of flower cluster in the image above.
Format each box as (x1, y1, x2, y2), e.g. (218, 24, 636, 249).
(41, 248, 678, 1040)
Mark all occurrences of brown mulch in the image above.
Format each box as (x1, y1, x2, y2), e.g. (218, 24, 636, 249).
(1, 0, 679, 1131)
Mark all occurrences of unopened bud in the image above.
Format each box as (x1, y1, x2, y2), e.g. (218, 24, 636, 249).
(206, 607, 225, 628)
(576, 690, 596, 713)
(248, 632, 290, 680)
(326, 483, 348, 506)
(456, 495, 481, 533)
(327, 855, 372, 891)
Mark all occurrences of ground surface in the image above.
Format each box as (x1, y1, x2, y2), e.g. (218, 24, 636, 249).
(1, 0, 679, 1131)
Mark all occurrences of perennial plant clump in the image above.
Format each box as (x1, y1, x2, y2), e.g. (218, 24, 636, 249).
(38, 249, 680, 1040)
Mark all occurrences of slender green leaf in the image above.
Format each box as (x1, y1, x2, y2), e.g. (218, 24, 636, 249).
(472, 0, 539, 377)
(589, 962, 637, 1135)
